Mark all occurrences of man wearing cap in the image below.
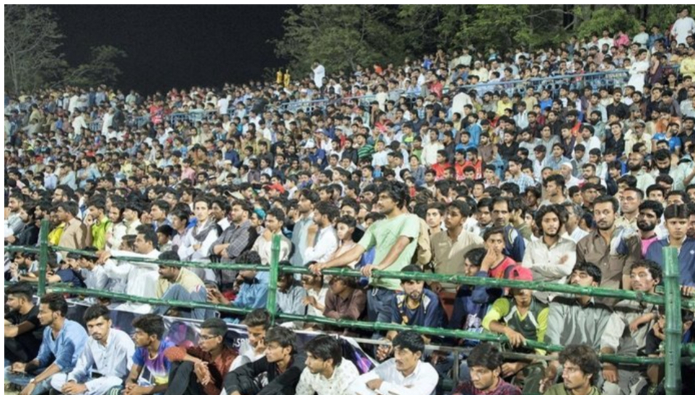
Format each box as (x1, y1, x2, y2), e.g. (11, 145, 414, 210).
(264, 183, 286, 200)
(482, 266, 549, 383)
(624, 121, 652, 156)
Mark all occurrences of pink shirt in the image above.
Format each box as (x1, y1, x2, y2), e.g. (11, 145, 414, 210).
(641, 236, 658, 257)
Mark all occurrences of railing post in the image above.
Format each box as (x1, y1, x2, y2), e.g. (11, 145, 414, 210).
(37, 219, 50, 297)
(662, 247, 682, 395)
(266, 234, 281, 324)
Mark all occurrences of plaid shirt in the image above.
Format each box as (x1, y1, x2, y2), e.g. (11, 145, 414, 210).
(452, 378, 522, 395)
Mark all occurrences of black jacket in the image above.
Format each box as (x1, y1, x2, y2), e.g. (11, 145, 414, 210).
(224, 352, 307, 395)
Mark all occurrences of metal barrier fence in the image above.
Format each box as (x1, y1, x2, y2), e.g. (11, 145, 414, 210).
(5, 219, 693, 394)
(83, 70, 631, 133)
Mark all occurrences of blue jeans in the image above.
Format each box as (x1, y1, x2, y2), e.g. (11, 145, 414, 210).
(367, 287, 395, 339)
(4, 366, 51, 394)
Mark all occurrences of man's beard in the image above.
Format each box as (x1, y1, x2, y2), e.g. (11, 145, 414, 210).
(637, 221, 655, 232)
(658, 166, 671, 174)
(628, 163, 642, 172)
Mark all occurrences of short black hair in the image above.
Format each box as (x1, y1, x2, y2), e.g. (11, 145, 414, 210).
(242, 309, 272, 329)
(304, 335, 342, 367)
(40, 292, 68, 317)
(639, 200, 664, 218)
(6, 282, 33, 302)
(83, 304, 111, 323)
(201, 317, 228, 338)
(571, 261, 602, 284)
(664, 204, 690, 220)
(391, 330, 424, 355)
(592, 195, 619, 213)
(467, 342, 502, 371)
(158, 250, 181, 267)
(559, 344, 601, 385)
(132, 314, 166, 339)
(265, 326, 297, 352)
(447, 200, 471, 218)
(630, 259, 663, 283)
(136, 224, 159, 249)
(483, 226, 506, 242)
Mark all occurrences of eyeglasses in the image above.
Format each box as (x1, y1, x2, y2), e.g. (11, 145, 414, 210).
(198, 334, 218, 342)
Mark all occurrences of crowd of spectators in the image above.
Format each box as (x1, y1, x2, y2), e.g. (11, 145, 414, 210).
(4, 9, 695, 395)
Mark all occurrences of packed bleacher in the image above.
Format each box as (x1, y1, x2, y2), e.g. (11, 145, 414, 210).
(4, 11, 696, 396)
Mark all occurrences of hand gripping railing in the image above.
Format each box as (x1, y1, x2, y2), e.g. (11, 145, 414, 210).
(4, 220, 693, 394)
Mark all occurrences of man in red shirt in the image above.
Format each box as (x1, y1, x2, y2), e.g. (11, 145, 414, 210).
(431, 150, 452, 180)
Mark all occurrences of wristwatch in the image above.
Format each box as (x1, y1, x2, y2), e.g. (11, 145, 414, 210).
(28, 378, 36, 384)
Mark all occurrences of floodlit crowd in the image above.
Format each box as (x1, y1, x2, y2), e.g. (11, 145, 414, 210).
(4, 9, 695, 395)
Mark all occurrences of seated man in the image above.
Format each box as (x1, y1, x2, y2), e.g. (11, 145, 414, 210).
(121, 314, 175, 395)
(224, 326, 306, 395)
(154, 250, 211, 319)
(5, 293, 88, 395)
(164, 318, 237, 395)
(50, 305, 135, 395)
(449, 248, 500, 345)
(276, 272, 308, 317)
(350, 330, 439, 395)
(323, 276, 367, 331)
(452, 343, 522, 394)
(221, 309, 272, 395)
(481, 267, 548, 391)
(295, 335, 360, 395)
(543, 344, 602, 395)
(541, 262, 612, 393)
(378, 264, 447, 371)
(208, 251, 268, 321)
(4, 283, 43, 366)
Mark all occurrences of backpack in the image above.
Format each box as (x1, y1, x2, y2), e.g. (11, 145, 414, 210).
(412, 217, 432, 268)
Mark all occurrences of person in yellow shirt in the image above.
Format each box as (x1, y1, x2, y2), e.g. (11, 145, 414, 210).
(284, 69, 291, 88)
(496, 92, 513, 117)
(48, 222, 65, 246)
(276, 69, 283, 85)
(680, 47, 695, 82)
(86, 198, 112, 251)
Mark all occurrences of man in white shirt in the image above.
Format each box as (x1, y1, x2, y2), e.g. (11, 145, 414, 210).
(312, 61, 325, 88)
(296, 335, 360, 395)
(633, 24, 650, 48)
(350, 331, 438, 395)
(50, 305, 134, 395)
(672, 8, 695, 45)
(303, 201, 339, 265)
(522, 205, 577, 302)
(99, 225, 161, 313)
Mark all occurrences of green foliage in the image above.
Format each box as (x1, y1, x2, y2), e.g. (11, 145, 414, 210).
(273, 5, 404, 78)
(5, 5, 65, 93)
(63, 45, 128, 88)
(575, 7, 640, 38)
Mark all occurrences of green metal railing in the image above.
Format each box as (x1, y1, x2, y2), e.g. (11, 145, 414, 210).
(4, 219, 694, 394)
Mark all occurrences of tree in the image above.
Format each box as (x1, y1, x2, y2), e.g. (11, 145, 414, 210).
(5, 5, 65, 93)
(273, 5, 404, 78)
(63, 45, 128, 88)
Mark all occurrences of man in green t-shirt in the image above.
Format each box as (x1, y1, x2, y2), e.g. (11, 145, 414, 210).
(311, 181, 420, 327)
(543, 344, 601, 395)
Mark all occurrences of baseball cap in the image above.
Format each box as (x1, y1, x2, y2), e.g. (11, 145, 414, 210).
(264, 183, 286, 194)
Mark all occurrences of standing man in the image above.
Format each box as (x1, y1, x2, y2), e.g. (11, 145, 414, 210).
(56, 201, 89, 252)
(290, 189, 319, 267)
(51, 305, 135, 395)
(209, 200, 258, 285)
(576, 196, 641, 298)
(429, 200, 483, 314)
(646, 204, 695, 287)
(311, 182, 421, 328)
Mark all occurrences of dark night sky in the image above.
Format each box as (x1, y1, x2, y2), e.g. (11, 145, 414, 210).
(49, 5, 291, 94)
